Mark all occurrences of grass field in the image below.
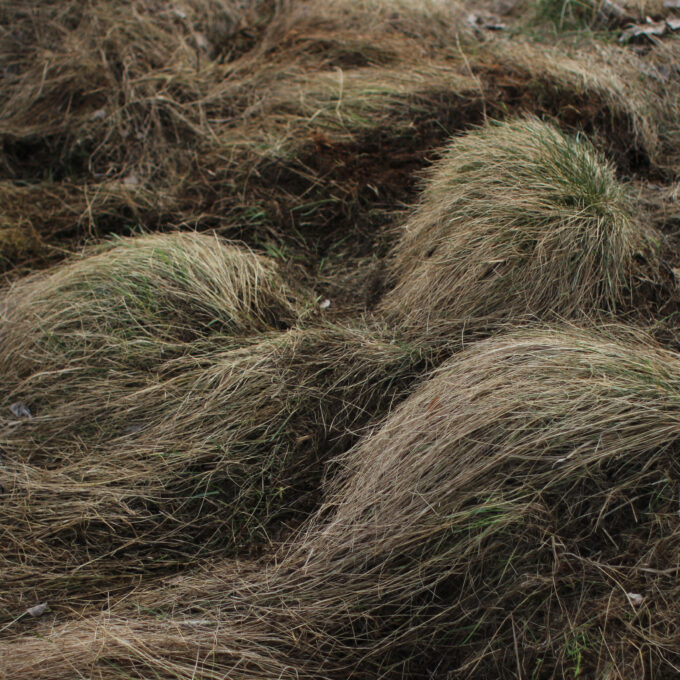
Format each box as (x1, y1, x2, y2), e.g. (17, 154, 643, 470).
(2, 1, 680, 678)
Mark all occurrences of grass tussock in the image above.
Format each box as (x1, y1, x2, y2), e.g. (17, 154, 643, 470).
(3, 327, 680, 678)
(0, 310, 425, 617)
(381, 116, 666, 339)
(0, 231, 308, 376)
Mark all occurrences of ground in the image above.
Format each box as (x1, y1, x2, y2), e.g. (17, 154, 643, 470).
(1, 1, 680, 679)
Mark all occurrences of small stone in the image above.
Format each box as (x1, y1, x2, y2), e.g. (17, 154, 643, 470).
(26, 603, 48, 617)
(627, 593, 644, 606)
(9, 402, 32, 419)
(124, 424, 144, 435)
(123, 172, 139, 188)
(194, 32, 209, 51)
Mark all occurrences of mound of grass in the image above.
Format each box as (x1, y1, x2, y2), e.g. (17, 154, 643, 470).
(0, 229, 314, 611)
(0, 317, 425, 618)
(7, 327, 680, 678)
(380, 116, 664, 339)
(0, 231, 307, 377)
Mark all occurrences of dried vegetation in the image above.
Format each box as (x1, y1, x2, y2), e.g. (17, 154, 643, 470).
(380, 116, 670, 340)
(4, 329, 680, 679)
(0, 232, 425, 616)
(3, 0, 680, 678)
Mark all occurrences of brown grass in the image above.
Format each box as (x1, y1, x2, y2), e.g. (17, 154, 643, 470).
(3, 327, 680, 678)
(3, 2, 680, 679)
(3, 0, 680, 283)
(380, 116, 668, 340)
(0, 233, 425, 618)
(0, 231, 308, 374)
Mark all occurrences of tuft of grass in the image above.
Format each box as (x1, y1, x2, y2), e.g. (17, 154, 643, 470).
(380, 116, 665, 340)
(0, 231, 308, 375)
(0, 272, 426, 615)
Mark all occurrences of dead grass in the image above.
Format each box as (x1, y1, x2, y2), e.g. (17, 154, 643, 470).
(380, 116, 668, 340)
(0, 238, 425, 616)
(3, 327, 680, 679)
(0, 231, 308, 375)
(4, 0, 680, 283)
(3, 2, 680, 678)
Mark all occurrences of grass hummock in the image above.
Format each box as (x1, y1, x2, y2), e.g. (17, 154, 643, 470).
(380, 116, 665, 340)
(3, 2, 680, 678)
(0, 287, 425, 616)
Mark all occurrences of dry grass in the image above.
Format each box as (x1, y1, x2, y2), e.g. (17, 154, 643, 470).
(3, 2, 680, 678)
(0, 0, 468, 275)
(0, 231, 308, 375)
(380, 116, 668, 340)
(3, 327, 680, 678)
(0, 231, 426, 617)
(0, 315, 425, 621)
(4, 0, 680, 282)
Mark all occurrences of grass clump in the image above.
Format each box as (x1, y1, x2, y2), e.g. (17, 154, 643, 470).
(380, 116, 664, 339)
(0, 231, 307, 376)
(0, 229, 316, 611)
(4, 327, 680, 679)
(0, 316, 425, 617)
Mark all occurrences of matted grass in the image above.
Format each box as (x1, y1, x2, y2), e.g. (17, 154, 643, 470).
(0, 316, 426, 619)
(0, 229, 427, 616)
(3, 1, 680, 678)
(3, 327, 680, 678)
(380, 116, 666, 339)
(4, 0, 680, 282)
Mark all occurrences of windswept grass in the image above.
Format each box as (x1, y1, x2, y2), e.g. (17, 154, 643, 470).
(0, 230, 427, 616)
(0, 309, 426, 619)
(4, 327, 680, 679)
(3, 2, 680, 678)
(380, 116, 666, 340)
